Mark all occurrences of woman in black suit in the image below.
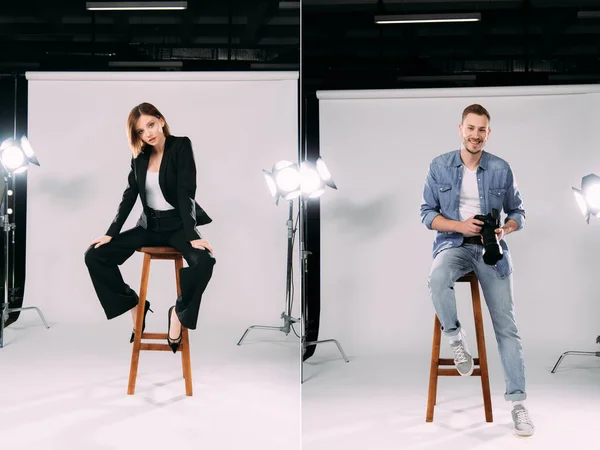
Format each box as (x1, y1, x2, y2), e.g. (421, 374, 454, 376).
(84, 102, 215, 352)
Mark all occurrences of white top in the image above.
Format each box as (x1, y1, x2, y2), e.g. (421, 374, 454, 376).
(459, 165, 481, 226)
(145, 171, 175, 211)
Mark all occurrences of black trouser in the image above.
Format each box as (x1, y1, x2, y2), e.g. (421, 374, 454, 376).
(84, 224, 215, 330)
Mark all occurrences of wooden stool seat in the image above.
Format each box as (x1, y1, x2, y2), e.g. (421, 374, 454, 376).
(138, 246, 182, 258)
(426, 271, 493, 422)
(127, 246, 193, 396)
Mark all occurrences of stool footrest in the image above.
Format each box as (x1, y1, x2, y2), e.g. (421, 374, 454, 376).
(438, 358, 481, 366)
(438, 368, 482, 376)
(140, 343, 181, 352)
(141, 332, 169, 340)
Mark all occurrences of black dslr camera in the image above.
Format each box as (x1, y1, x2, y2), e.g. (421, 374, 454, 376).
(474, 208, 503, 265)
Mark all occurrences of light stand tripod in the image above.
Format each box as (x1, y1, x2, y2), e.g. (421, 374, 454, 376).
(554, 175, 600, 370)
(237, 199, 300, 345)
(550, 335, 600, 373)
(298, 194, 348, 367)
(0, 171, 49, 348)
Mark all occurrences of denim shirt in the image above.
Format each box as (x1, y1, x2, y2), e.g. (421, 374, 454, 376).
(420, 150, 526, 265)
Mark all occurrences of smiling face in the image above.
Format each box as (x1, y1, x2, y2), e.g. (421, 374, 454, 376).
(459, 112, 491, 155)
(135, 114, 165, 147)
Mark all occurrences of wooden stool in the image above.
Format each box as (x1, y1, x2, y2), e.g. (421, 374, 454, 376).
(426, 272, 492, 422)
(127, 247, 193, 396)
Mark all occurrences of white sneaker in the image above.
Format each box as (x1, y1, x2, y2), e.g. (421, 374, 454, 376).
(449, 330, 474, 376)
(512, 405, 535, 437)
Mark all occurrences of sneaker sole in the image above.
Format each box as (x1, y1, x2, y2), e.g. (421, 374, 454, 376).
(514, 429, 534, 437)
(456, 362, 475, 376)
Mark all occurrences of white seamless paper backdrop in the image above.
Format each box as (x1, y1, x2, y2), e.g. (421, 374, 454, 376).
(24, 71, 300, 334)
(317, 85, 600, 357)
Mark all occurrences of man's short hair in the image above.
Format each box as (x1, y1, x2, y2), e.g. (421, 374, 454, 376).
(462, 104, 491, 124)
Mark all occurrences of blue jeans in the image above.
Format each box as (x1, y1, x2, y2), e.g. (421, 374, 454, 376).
(427, 243, 527, 401)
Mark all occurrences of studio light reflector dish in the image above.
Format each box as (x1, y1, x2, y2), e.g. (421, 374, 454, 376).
(263, 157, 337, 203)
(0, 136, 40, 174)
(0, 140, 25, 171)
(276, 165, 301, 192)
(263, 160, 301, 204)
(573, 173, 600, 223)
(20, 137, 40, 166)
(301, 162, 323, 195)
(315, 157, 337, 189)
(573, 188, 588, 219)
(585, 183, 600, 209)
(263, 171, 278, 198)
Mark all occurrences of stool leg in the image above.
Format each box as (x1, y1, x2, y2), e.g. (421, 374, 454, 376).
(175, 256, 193, 396)
(128, 253, 152, 395)
(426, 314, 442, 422)
(471, 279, 493, 422)
(181, 328, 193, 396)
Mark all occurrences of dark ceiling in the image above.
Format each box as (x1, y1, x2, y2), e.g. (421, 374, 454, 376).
(303, 0, 600, 92)
(0, 0, 300, 73)
(2, 1, 600, 90)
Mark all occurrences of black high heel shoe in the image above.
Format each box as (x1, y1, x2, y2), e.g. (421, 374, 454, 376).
(167, 305, 182, 353)
(130, 300, 153, 343)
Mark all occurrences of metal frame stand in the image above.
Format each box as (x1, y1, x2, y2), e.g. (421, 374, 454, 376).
(0, 171, 49, 348)
(551, 335, 600, 373)
(298, 195, 348, 380)
(0, 74, 50, 347)
(303, 338, 349, 362)
(237, 199, 300, 345)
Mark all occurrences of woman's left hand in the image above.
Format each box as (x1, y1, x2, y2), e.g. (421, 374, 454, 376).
(190, 239, 214, 255)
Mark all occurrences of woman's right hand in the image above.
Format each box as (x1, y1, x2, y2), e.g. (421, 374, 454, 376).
(89, 235, 113, 249)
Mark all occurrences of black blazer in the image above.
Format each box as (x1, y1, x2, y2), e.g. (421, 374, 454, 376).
(106, 135, 212, 241)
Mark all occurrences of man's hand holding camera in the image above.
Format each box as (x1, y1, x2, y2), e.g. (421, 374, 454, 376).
(457, 214, 515, 242)
(456, 211, 519, 266)
(458, 216, 484, 237)
(494, 220, 517, 241)
(494, 225, 508, 241)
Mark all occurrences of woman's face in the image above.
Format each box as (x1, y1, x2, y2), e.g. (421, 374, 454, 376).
(135, 114, 165, 146)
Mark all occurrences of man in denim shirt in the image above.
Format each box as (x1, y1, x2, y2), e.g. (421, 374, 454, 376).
(420, 104, 534, 437)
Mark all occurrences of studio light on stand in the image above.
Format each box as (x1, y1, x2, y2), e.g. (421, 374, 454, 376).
(237, 157, 348, 367)
(551, 174, 600, 371)
(0, 137, 49, 348)
(237, 160, 303, 344)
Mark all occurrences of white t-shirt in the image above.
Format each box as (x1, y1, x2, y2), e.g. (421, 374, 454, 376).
(145, 171, 175, 211)
(459, 165, 481, 228)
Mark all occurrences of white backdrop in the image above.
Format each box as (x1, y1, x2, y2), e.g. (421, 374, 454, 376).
(24, 71, 300, 336)
(317, 85, 600, 357)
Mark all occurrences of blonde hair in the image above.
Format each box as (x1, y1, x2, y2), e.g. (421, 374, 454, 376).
(126, 102, 171, 157)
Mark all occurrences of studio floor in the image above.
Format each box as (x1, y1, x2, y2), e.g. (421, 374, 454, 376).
(302, 345, 600, 450)
(4, 316, 598, 450)
(0, 317, 301, 450)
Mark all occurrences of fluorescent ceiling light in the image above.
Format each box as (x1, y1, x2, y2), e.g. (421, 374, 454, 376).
(86, 2, 187, 11)
(578, 11, 600, 19)
(375, 12, 481, 24)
